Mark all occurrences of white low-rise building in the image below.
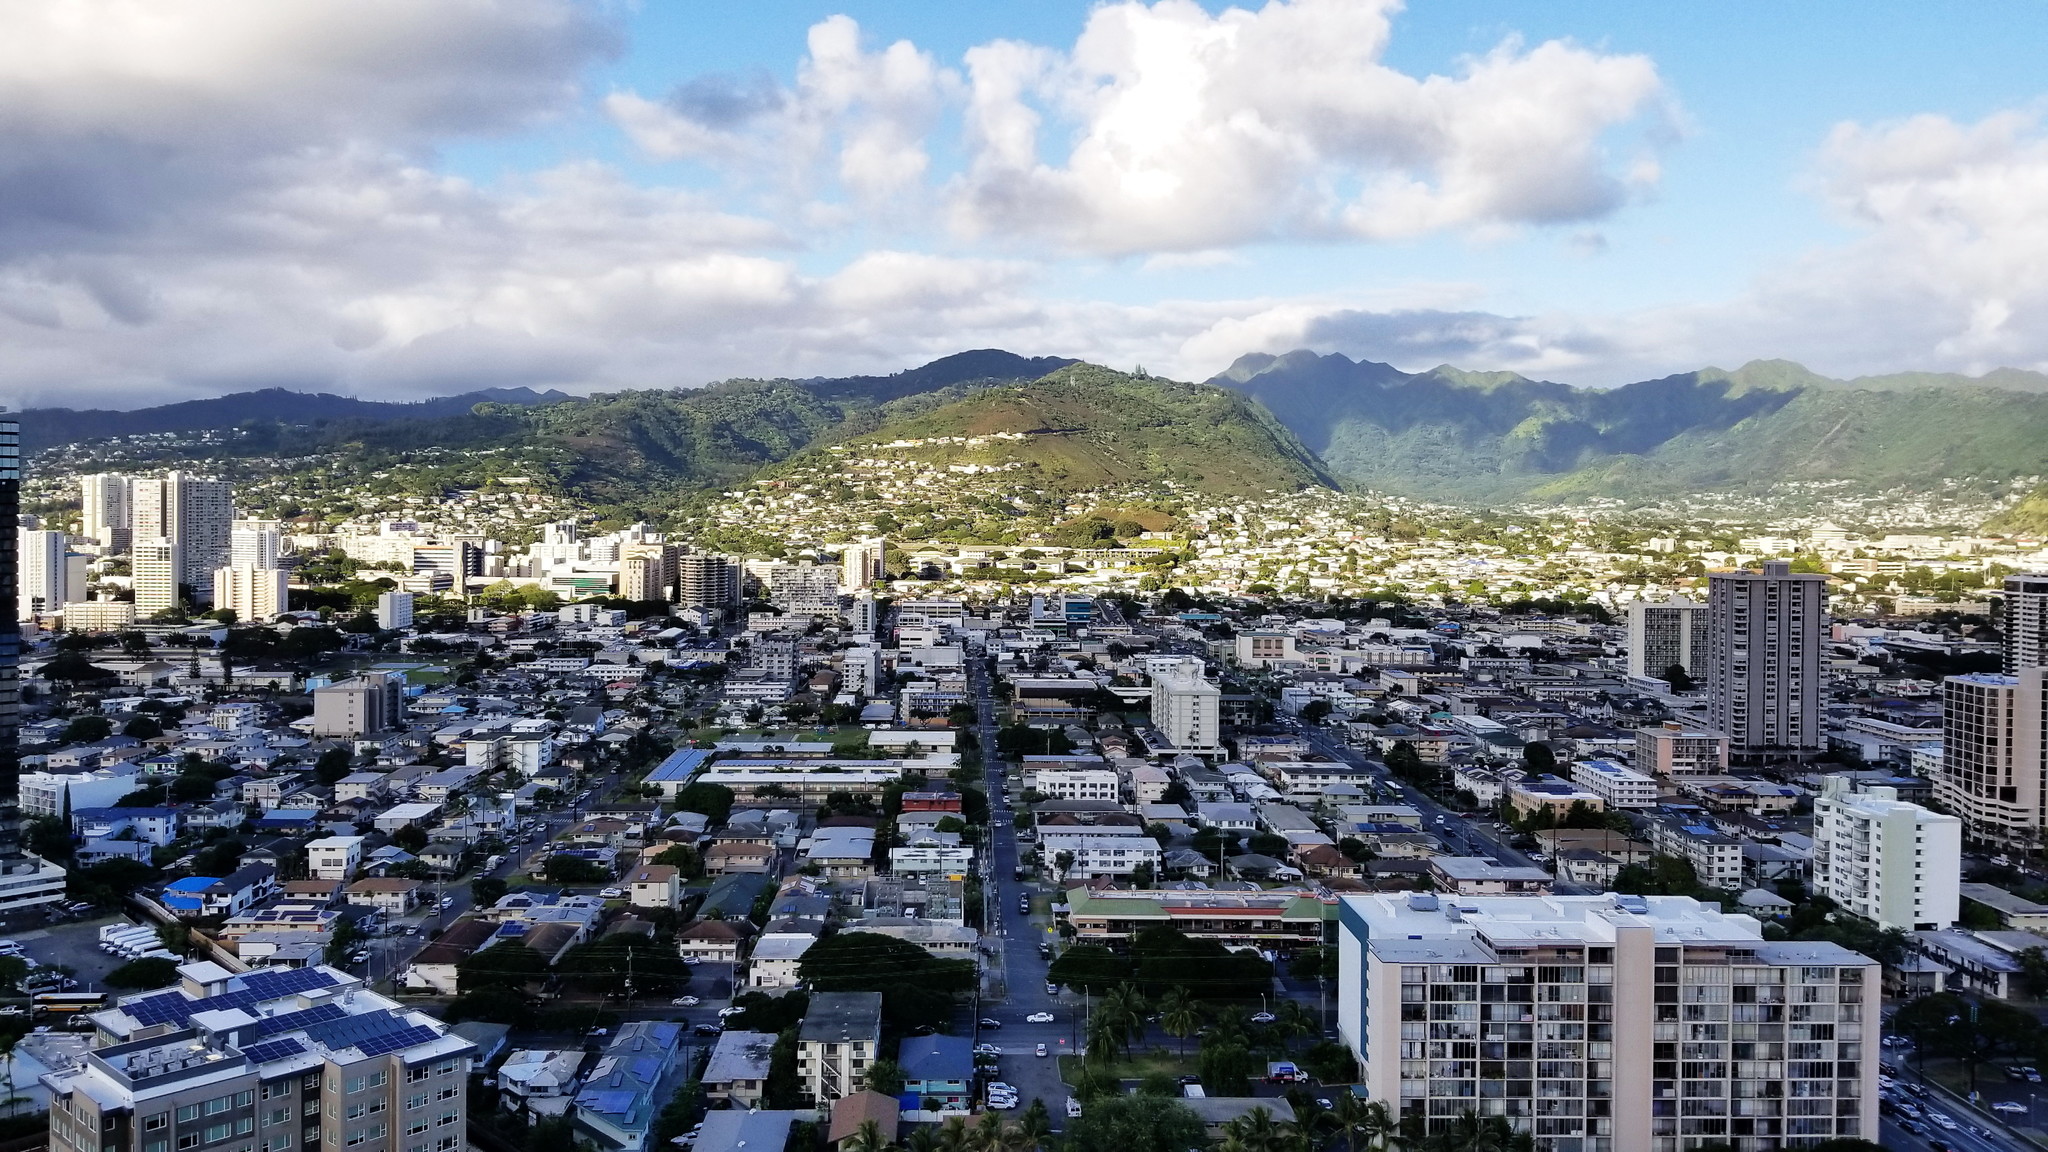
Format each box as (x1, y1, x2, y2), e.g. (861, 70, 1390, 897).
(1812, 774, 1962, 931)
(1570, 758, 1659, 809)
(1028, 768, 1119, 802)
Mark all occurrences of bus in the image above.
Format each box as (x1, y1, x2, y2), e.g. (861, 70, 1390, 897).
(34, 992, 107, 1015)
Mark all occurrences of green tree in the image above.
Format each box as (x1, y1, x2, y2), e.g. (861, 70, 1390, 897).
(1661, 664, 1696, 693)
(123, 716, 164, 739)
(672, 782, 736, 824)
(62, 715, 113, 744)
(1063, 1096, 1205, 1152)
(544, 855, 610, 884)
(1521, 742, 1557, 774)
(457, 940, 548, 993)
(390, 824, 429, 853)
(312, 745, 353, 786)
(863, 1058, 907, 1097)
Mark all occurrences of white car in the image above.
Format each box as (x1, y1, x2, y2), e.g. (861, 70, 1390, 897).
(1026, 1012, 1054, 1023)
(682, 956, 702, 965)
(1249, 1012, 1276, 1024)
(1931, 1112, 1958, 1130)
(975, 1044, 1003, 1056)
(718, 1006, 747, 1018)
(599, 888, 625, 899)
(986, 1097, 1018, 1111)
(1993, 1101, 2029, 1115)
(1035, 1044, 1047, 1058)
(672, 996, 700, 1007)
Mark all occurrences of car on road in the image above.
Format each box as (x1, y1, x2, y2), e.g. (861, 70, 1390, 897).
(979, 1018, 1002, 1029)
(1993, 1101, 2029, 1115)
(1929, 1112, 1957, 1129)
(1035, 1044, 1047, 1058)
(717, 1006, 747, 1018)
(682, 956, 701, 965)
(693, 1024, 722, 1036)
(672, 996, 700, 1007)
(974, 1044, 1003, 1056)
(1249, 1012, 1276, 1024)
(1026, 1012, 1054, 1023)
(1066, 1098, 1082, 1118)
(599, 888, 625, 899)
(438, 897, 454, 910)
(1046, 982, 1059, 995)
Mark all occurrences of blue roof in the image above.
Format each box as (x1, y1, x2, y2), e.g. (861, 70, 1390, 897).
(165, 876, 215, 893)
(646, 748, 713, 783)
(897, 1034, 972, 1080)
(77, 807, 178, 819)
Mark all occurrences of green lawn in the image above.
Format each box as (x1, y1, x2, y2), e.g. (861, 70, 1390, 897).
(1057, 1048, 1201, 1085)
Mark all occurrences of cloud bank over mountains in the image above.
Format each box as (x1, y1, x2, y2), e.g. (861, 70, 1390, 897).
(0, 0, 2042, 406)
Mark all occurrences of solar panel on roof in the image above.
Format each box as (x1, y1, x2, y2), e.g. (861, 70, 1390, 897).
(240, 1038, 307, 1063)
(242, 1001, 347, 1041)
(354, 1025, 438, 1058)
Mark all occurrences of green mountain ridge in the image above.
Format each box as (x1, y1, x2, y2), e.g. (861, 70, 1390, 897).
(1213, 351, 2048, 510)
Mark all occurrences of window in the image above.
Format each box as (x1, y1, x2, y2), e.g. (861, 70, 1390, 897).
(345, 1078, 366, 1095)
(237, 1093, 255, 1108)
(178, 1107, 202, 1124)
(177, 1137, 200, 1150)
(206, 1097, 234, 1116)
(404, 1097, 426, 1111)
(435, 1088, 457, 1102)
(146, 1114, 170, 1132)
(345, 1106, 367, 1121)
(435, 1115, 457, 1129)
(146, 1142, 169, 1152)
(264, 1138, 291, 1152)
(236, 1120, 254, 1136)
(205, 1124, 234, 1143)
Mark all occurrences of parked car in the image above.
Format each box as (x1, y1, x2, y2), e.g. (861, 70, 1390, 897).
(718, 1006, 747, 1018)
(978, 1018, 1002, 1029)
(692, 1024, 722, 1036)
(672, 996, 700, 1007)
(599, 888, 625, 899)
(1993, 1102, 2029, 1115)
(1249, 1012, 1276, 1024)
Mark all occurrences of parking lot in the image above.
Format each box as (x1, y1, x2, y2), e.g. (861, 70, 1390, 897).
(11, 913, 141, 992)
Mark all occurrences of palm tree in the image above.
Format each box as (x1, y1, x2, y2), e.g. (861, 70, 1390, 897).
(1015, 1100, 1052, 1151)
(1159, 988, 1203, 1057)
(1273, 1000, 1316, 1053)
(970, 1111, 1005, 1152)
(1322, 1093, 1374, 1152)
(1221, 1106, 1292, 1152)
(1101, 982, 1149, 1053)
(1358, 1101, 1396, 1152)
(936, 1116, 972, 1152)
(844, 1121, 892, 1152)
(903, 1128, 940, 1152)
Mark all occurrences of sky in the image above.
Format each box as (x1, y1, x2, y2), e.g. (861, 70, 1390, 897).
(7, 1, 2048, 407)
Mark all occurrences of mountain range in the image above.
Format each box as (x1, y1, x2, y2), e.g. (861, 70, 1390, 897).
(24, 349, 2048, 525)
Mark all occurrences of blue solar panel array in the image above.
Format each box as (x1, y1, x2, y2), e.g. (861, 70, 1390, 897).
(354, 1025, 439, 1059)
(305, 1012, 423, 1056)
(241, 1003, 347, 1042)
(239, 1038, 307, 1064)
(121, 967, 344, 1028)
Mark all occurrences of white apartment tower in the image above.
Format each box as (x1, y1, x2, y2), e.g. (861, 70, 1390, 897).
(212, 566, 288, 622)
(131, 540, 181, 617)
(376, 590, 415, 631)
(17, 528, 68, 620)
(79, 473, 132, 551)
(132, 472, 232, 604)
(1624, 593, 1709, 682)
(1149, 656, 1222, 754)
(229, 522, 282, 569)
(1335, 891, 1879, 1152)
(1811, 775, 1960, 931)
(2003, 572, 2048, 673)
(1704, 561, 1828, 764)
(842, 539, 887, 590)
(1938, 669, 2048, 847)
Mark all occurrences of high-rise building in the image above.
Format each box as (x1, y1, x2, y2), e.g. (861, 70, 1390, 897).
(841, 539, 887, 590)
(376, 591, 415, 631)
(1624, 593, 1709, 682)
(0, 413, 16, 749)
(212, 567, 288, 623)
(1811, 775, 1961, 930)
(619, 554, 665, 603)
(131, 540, 181, 617)
(1704, 561, 1828, 764)
(17, 528, 68, 620)
(1149, 657, 1221, 754)
(79, 472, 132, 552)
(2003, 572, 2048, 672)
(1938, 669, 2048, 847)
(229, 523, 281, 570)
(132, 472, 232, 604)
(1334, 891, 1880, 1152)
(676, 553, 738, 617)
(46, 963, 473, 1152)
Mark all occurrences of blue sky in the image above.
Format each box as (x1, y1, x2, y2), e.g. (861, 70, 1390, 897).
(5, 0, 2048, 404)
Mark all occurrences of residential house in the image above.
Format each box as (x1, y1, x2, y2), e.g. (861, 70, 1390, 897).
(346, 877, 424, 918)
(896, 1034, 973, 1110)
(702, 1030, 778, 1106)
(797, 992, 883, 1104)
(678, 919, 753, 964)
(626, 864, 680, 911)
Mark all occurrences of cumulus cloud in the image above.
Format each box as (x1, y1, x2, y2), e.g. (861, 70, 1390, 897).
(952, 0, 1668, 253)
(607, 15, 954, 209)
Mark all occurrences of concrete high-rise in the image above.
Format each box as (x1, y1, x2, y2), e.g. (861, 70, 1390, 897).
(79, 472, 132, 552)
(1811, 775, 1961, 930)
(1149, 656, 1221, 754)
(132, 472, 232, 604)
(1704, 561, 1828, 764)
(0, 414, 17, 748)
(132, 540, 181, 617)
(841, 539, 887, 590)
(376, 590, 414, 631)
(1624, 593, 1708, 682)
(17, 528, 68, 621)
(1335, 891, 1879, 1152)
(676, 553, 738, 617)
(1938, 669, 2048, 847)
(212, 567, 287, 622)
(229, 522, 281, 570)
(2003, 573, 2048, 672)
